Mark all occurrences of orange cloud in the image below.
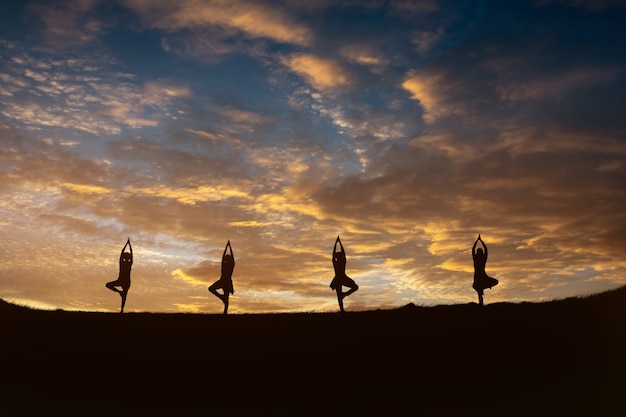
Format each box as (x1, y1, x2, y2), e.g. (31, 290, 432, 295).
(63, 182, 111, 195)
(124, 0, 313, 46)
(339, 45, 388, 73)
(252, 193, 320, 221)
(132, 185, 251, 205)
(402, 71, 451, 123)
(172, 268, 208, 287)
(283, 53, 351, 91)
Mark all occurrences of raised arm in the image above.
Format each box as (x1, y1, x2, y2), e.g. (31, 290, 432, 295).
(223, 240, 234, 261)
(120, 239, 128, 259)
(127, 238, 133, 263)
(228, 240, 234, 265)
(119, 238, 132, 263)
(472, 235, 479, 256)
(333, 236, 340, 257)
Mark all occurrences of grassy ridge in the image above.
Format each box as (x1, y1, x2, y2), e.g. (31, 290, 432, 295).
(1, 288, 625, 416)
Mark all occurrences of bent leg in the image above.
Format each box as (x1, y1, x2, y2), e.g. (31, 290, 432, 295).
(487, 276, 498, 289)
(208, 282, 224, 300)
(343, 282, 359, 298)
(106, 281, 121, 293)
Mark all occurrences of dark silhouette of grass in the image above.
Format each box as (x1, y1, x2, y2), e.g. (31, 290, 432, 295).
(1, 287, 625, 416)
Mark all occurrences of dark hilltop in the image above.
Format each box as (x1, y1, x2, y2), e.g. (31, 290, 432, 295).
(1, 287, 625, 416)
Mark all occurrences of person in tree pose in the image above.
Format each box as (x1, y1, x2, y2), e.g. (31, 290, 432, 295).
(208, 240, 235, 315)
(105, 238, 133, 313)
(330, 236, 359, 312)
(472, 234, 498, 306)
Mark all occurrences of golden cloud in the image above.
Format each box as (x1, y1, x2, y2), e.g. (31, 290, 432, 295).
(172, 268, 208, 287)
(172, 302, 206, 313)
(252, 190, 327, 222)
(63, 182, 111, 195)
(339, 45, 388, 72)
(283, 53, 351, 91)
(125, 0, 313, 46)
(228, 220, 276, 227)
(133, 185, 251, 205)
(402, 71, 447, 123)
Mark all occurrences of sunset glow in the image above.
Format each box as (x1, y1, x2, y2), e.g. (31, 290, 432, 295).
(1, 0, 625, 313)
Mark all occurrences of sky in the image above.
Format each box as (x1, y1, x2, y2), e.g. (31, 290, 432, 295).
(1, 0, 625, 313)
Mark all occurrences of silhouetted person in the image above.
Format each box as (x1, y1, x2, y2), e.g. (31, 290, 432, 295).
(106, 238, 133, 313)
(208, 240, 235, 314)
(472, 234, 498, 306)
(330, 236, 359, 312)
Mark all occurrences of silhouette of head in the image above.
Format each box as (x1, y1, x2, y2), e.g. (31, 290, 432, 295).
(476, 248, 484, 255)
(121, 252, 132, 263)
(335, 251, 346, 262)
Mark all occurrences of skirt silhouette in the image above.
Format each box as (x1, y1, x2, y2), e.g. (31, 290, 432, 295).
(330, 275, 356, 291)
(212, 277, 234, 294)
(473, 273, 498, 295)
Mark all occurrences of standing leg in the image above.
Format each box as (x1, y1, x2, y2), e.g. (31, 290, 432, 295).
(338, 282, 358, 312)
(223, 292, 229, 315)
(477, 290, 484, 307)
(120, 289, 128, 313)
(336, 289, 345, 312)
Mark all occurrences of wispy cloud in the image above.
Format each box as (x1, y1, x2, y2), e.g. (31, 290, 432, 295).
(123, 0, 314, 46)
(493, 66, 621, 102)
(0, 44, 191, 135)
(411, 28, 444, 54)
(339, 44, 388, 73)
(27, 0, 112, 47)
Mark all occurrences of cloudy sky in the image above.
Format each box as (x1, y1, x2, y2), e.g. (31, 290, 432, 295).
(1, 0, 625, 313)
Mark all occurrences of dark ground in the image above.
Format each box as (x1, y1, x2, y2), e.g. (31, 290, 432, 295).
(1, 287, 625, 416)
